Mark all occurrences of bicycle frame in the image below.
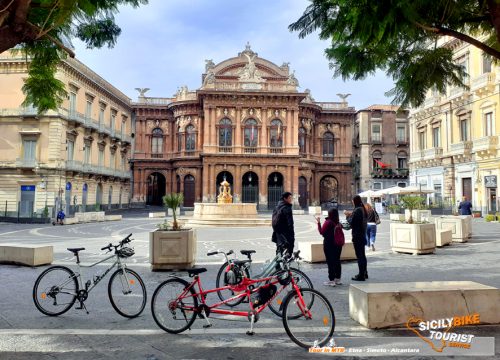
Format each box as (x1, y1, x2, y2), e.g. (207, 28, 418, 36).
(173, 271, 310, 318)
(72, 253, 130, 294)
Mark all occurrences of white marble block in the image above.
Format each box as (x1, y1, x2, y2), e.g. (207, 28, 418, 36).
(436, 229, 452, 247)
(349, 281, 500, 329)
(297, 241, 356, 262)
(0, 244, 53, 266)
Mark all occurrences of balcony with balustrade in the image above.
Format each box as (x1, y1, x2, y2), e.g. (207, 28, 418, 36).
(471, 72, 496, 95)
(423, 147, 443, 160)
(472, 136, 498, 157)
(15, 158, 38, 168)
(371, 168, 409, 178)
(449, 141, 472, 158)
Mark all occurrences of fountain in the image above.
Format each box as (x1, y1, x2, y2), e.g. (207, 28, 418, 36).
(186, 180, 271, 227)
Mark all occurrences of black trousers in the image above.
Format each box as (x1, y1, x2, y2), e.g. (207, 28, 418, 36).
(352, 240, 367, 277)
(323, 243, 342, 280)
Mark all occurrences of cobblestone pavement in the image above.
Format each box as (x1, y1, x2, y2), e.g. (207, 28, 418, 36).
(0, 213, 499, 359)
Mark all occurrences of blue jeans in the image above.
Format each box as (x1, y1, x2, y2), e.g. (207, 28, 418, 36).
(366, 224, 377, 246)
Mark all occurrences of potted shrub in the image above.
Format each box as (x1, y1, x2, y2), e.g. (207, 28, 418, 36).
(149, 193, 197, 271)
(472, 210, 481, 218)
(390, 195, 436, 255)
(485, 214, 496, 222)
(388, 204, 405, 221)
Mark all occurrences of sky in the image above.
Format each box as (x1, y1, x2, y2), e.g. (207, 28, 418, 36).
(73, 0, 396, 110)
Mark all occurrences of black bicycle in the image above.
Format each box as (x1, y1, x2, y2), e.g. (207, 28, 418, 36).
(33, 234, 147, 318)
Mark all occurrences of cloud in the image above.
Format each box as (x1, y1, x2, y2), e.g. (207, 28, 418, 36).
(73, 0, 395, 109)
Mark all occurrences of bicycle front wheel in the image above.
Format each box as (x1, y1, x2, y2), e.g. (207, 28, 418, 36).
(151, 278, 198, 334)
(268, 268, 313, 318)
(108, 268, 147, 318)
(282, 288, 335, 349)
(215, 262, 245, 307)
(33, 266, 79, 316)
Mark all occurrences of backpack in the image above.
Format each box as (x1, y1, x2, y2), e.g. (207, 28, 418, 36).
(272, 207, 282, 231)
(334, 224, 345, 247)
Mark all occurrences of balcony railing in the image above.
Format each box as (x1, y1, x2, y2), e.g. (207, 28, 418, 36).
(423, 95, 441, 109)
(472, 136, 498, 154)
(15, 158, 37, 168)
(370, 135, 383, 144)
(151, 153, 163, 158)
(410, 150, 425, 161)
(449, 141, 472, 156)
(218, 146, 233, 153)
(66, 160, 83, 171)
(371, 168, 409, 178)
(471, 72, 496, 92)
(322, 155, 334, 161)
(396, 138, 408, 145)
(270, 148, 283, 154)
(423, 147, 443, 160)
(244, 147, 257, 154)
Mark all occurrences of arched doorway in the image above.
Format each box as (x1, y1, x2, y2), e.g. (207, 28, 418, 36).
(216, 171, 234, 198)
(268, 172, 284, 209)
(82, 183, 88, 212)
(299, 177, 308, 209)
(65, 182, 72, 215)
(242, 171, 258, 204)
(183, 175, 195, 207)
(96, 183, 103, 210)
(147, 172, 166, 206)
(320, 176, 338, 205)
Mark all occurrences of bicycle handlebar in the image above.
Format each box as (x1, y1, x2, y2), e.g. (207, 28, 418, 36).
(206, 250, 234, 257)
(101, 234, 133, 252)
(207, 251, 218, 256)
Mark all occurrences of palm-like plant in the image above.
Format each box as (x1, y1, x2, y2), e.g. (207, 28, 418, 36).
(162, 193, 184, 231)
(400, 196, 424, 224)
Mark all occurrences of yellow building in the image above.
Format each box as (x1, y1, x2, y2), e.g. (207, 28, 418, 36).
(409, 36, 500, 214)
(0, 52, 133, 218)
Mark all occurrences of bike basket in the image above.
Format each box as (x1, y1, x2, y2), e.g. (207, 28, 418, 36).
(117, 247, 135, 258)
(224, 264, 244, 285)
(277, 270, 291, 286)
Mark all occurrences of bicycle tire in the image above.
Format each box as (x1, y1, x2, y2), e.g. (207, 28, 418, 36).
(215, 261, 245, 307)
(151, 278, 198, 334)
(282, 288, 335, 349)
(33, 265, 79, 316)
(268, 267, 313, 318)
(108, 268, 147, 318)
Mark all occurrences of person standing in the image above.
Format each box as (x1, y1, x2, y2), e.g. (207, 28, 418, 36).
(272, 192, 295, 255)
(317, 208, 344, 286)
(345, 195, 368, 281)
(458, 196, 473, 216)
(364, 203, 380, 251)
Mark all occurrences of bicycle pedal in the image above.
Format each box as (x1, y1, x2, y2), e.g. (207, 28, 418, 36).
(246, 331, 255, 336)
(203, 324, 213, 329)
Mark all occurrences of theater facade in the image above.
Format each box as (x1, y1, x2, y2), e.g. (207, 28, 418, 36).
(131, 45, 355, 209)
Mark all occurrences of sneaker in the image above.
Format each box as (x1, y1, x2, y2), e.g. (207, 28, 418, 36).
(371, 244, 376, 251)
(334, 278, 342, 285)
(323, 281, 336, 286)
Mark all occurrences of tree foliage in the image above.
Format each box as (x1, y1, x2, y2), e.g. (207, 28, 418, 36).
(0, 0, 147, 113)
(289, 0, 500, 107)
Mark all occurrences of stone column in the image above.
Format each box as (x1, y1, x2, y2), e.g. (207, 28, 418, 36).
(235, 107, 242, 154)
(203, 107, 211, 152)
(260, 115, 267, 154)
(208, 164, 215, 202)
(234, 165, 242, 202)
(202, 164, 209, 202)
(195, 170, 202, 202)
(292, 165, 300, 209)
(259, 165, 268, 210)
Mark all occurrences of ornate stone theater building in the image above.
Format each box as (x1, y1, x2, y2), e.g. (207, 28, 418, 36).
(131, 45, 355, 209)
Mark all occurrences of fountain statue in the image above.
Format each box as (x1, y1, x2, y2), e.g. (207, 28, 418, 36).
(217, 180, 233, 204)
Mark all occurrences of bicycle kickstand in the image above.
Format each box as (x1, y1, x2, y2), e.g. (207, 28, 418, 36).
(75, 301, 89, 315)
(201, 309, 212, 329)
(246, 313, 255, 336)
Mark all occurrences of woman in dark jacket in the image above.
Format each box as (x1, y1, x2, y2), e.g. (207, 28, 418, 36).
(317, 208, 343, 286)
(345, 195, 368, 281)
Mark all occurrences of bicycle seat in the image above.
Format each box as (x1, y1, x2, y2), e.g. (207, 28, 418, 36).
(233, 259, 251, 266)
(240, 250, 256, 256)
(186, 268, 207, 276)
(67, 247, 85, 254)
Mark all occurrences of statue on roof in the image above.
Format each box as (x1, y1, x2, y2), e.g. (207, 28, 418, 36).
(287, 70, 299, 87)
(205, 59, 215, 72)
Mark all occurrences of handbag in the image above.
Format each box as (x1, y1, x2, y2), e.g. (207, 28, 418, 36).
(375, 210, 381, 225)
(333, 224, 345, 247)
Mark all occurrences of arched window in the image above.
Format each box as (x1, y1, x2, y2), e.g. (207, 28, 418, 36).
(322, 132, 334, 159)
(269, 119, 283, 148)
(298, 127, 306, 154)
(185, 125, 195, 152)
(219, 118, 232, 148)
(244, 119, 258, 148)
(151, 128, 163, 158)
(372, 150, 382, 169)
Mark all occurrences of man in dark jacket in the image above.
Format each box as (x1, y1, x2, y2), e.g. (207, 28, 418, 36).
(458, 196, 473, 215)
(272, 192, 295, 255)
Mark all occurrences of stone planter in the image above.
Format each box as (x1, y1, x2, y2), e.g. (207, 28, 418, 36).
(308, 206, 322, 216)
(434, 215, 471, 243)
(389, 214, 405, 222)
(298, 241, 356, 262)
(436, 229, 452, 247)
(390, 222, 436, 255)
(404, 209, 431, 223)
(149, 229, 197, 271)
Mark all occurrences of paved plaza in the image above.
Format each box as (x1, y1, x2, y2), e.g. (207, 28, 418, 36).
(0, 211, 499, 359)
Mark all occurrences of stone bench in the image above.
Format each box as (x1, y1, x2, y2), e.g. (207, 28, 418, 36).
(292, 209, 305, 215)
(436, 229, 452, 247)
(149, 212, 166, 218)
(297, 241, 356, 262)
(0, 244, 53, 266)
(349, 281, 500, 329)
(104, 215, 122, 221)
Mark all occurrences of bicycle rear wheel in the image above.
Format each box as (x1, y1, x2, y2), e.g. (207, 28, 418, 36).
(151, 278, 198, 334)
(108, 268, 147, 318)
(33, 266, 79, 316)
(215, 262, 245, 307)
(282, 288, 335, 349)
(268, 268, 313, 318)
